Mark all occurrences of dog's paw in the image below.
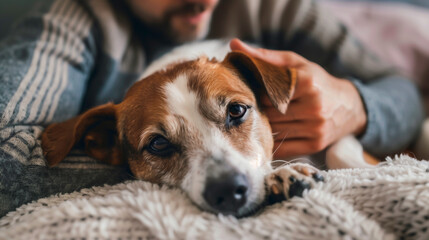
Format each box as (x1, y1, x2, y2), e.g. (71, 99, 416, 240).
(266, 163, 324, 202)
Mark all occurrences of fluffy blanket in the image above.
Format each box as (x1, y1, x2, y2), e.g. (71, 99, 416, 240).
(1, 155, 429, 239)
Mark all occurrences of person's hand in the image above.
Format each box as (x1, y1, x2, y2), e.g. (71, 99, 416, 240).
(230, 39, 367, 159)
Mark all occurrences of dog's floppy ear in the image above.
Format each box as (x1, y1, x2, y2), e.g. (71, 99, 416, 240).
(223, 51, 297, 114)
(42, 103, 124, 166)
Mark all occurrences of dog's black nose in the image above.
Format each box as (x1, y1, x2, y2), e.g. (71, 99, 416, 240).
(203, 171, 249, 214)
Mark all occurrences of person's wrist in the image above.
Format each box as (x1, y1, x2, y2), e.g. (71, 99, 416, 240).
(341, 79, 367, 136)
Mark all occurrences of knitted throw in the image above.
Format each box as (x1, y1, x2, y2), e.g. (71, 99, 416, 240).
(1, 155, 428, 239)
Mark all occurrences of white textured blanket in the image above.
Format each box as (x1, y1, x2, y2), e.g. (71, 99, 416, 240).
(1, 155, 429, 240)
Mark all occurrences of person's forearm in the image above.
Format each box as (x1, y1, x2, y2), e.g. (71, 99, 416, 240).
(351, 75, 425, 157)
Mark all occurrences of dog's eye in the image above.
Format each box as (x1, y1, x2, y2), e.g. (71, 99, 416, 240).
(148, 136, 174, 156)
(228, 103, 247, 120)
(226, 103, 250, 128)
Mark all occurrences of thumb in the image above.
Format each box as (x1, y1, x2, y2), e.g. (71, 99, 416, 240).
(229, 38, 262, 57)
(230, 38, 271, 61)
(229, 38, 306, 67)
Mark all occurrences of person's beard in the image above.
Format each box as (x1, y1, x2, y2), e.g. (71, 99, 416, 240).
(149, 2, 212, 44)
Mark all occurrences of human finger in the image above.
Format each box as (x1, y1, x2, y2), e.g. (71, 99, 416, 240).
(271, 120, 320, 140)
(272, 139, 322, 159)
(229, 38, 308, 67)
(263, 98, 320, 123)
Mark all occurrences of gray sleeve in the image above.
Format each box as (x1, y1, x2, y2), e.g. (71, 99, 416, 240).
(351, 76, 424, 157)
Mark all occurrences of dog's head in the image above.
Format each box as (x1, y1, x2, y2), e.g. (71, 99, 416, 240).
(42, 51, 296, 216)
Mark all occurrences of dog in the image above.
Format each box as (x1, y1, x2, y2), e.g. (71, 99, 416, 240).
(41, 40, 376, 217)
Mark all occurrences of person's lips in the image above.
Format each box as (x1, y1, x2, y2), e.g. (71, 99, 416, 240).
(183, 10, 209, 25)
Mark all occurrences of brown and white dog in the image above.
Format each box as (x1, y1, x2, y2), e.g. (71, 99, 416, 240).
(41, 41, 375, 217)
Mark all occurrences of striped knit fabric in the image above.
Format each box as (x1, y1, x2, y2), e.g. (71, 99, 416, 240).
(0, 0, 424, 216)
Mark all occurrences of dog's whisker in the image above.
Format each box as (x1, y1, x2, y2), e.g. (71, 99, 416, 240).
(317, 162, 328, 169)
(271, 131, 289, 159)
(271, 160, 287, 164)
(270, 160, 288, 168)
(287, 158, 311, 164)
(271, 162, 289, 169)
(270, 157, 315, 169)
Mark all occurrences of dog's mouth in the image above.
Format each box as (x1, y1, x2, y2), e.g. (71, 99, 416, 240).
(200, 196, 264, 218)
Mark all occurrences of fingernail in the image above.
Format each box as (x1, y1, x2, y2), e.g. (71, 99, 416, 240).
(230, 38, 253, 51)
(239, 40, 255, 51)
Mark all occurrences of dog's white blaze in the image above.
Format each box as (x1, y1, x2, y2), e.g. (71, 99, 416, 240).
(251, 110, 264, 168)
(164, 74, 207, 134)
